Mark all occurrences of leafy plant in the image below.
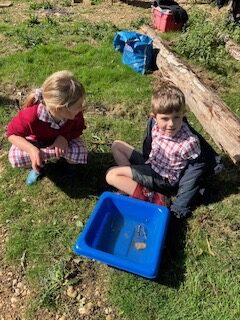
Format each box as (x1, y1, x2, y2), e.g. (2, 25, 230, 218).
(27, 15, 41, 27)
(174, 10, 234, 75)
(60, 0, 72, 7)
(71, 21, 118, 41)
(29, 1, 54, 10)
(91, 0, 102, 5)
(39, 263, 65, 308)
(130, 17, 150, 29)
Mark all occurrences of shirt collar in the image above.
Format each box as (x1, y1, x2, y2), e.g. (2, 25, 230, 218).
(37, 103, 66, 129)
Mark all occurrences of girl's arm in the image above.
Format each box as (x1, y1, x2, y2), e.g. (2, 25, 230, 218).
(8, 135, 44, 172)
(49, 135, 68, 158)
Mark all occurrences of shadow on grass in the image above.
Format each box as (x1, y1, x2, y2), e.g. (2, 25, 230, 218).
(45, 151, 114, 199)
(201, 156, 240, 206)
(155, 215, 187, 288)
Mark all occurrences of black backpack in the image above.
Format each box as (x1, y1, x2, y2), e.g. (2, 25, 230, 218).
(216, 0, 228, 9)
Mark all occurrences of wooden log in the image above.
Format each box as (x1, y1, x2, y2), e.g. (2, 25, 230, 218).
(140, 25, 240, 164)
(218, 33, 240, 61)
(0, 1, 12, 7)
(225, 39, 240, 61)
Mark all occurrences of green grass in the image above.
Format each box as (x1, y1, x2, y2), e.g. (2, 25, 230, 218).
(0, 1, 240, 319)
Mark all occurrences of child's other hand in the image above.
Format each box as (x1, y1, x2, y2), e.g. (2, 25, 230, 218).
(29, 147, 44, 173)
(51, 135, 68, 158)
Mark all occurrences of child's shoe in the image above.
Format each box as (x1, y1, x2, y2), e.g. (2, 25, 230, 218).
(26, 169, 43, 186)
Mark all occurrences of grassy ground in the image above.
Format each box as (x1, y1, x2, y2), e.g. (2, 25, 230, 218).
(0, 1, 240, 319)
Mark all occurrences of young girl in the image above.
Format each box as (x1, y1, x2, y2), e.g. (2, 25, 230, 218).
(6, 70, 87, 185)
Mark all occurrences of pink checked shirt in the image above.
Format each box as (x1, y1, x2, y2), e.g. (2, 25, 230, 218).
(147, 122, 201, 185)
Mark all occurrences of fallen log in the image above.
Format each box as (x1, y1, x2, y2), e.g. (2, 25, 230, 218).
(225, 39, 240, 61)
(0, 1, 12, 7)
(140, 25, 240, 164)
(218, 33, 240, 61)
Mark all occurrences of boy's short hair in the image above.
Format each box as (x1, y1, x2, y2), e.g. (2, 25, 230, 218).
(151, 84, 185, 115)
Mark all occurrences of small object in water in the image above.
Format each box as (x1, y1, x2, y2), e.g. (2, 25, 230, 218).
(134, 242, 147, 250)
(136, 224, 147, 240)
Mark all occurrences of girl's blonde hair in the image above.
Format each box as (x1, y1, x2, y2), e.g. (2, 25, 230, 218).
(23, 70, 85, 116)
(151, 84, 185, 115)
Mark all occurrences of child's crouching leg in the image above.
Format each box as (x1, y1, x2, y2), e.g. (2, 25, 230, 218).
(111, 140, 134, 166)
(64, 138, 88, 164)
(54, 138, 88, 177)
(106, 166, 137, 195)
(8, 145, 45, 185)
(8, 145, 32, 168)
(41, 139, 88, 165)
(106, 166, 170, 207)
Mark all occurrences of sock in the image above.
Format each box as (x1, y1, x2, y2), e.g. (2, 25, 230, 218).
(133, 184, 170, 206)
(132, 184, 154, 202)
(152, 192, 170, 207)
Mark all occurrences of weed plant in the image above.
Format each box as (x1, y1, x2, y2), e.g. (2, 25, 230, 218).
(175, 10, 231, 75)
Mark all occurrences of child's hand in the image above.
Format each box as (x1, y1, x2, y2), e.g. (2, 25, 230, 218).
(51, 135, 68, 158)
(29, 147, 44, 173)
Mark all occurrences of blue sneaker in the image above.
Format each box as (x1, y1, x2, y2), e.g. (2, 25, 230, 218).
(26, 169, 42, 186)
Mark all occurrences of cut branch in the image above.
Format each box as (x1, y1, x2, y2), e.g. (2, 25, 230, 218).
(140, 25, 240, 164)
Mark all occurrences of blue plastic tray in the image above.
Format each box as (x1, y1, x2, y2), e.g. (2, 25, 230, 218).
(73, 192, 170, 279)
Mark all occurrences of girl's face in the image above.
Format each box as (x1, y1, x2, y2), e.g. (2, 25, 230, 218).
(55, 98, 85, 121)
(154, 111, 183, 137)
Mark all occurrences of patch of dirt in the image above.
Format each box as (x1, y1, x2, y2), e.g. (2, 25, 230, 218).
(0, 223, 119, 320)
(1, 0, 151, 27)
(0, 225, 32, 320)
(197, 212, 240, 242)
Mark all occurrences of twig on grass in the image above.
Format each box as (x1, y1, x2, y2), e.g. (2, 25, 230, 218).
(206, 237, 216, 256)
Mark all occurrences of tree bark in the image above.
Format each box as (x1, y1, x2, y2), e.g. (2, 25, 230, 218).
(140, 25, 240, 164)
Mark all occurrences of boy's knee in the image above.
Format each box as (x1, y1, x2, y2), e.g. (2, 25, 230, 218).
(111, 140, 122, 154)
(106, 167, 116, 185)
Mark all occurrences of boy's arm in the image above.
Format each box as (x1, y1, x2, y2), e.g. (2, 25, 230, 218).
(170, 158, 207, 218)
(171, 119, 223, 218)
(142, 116, 155, 161)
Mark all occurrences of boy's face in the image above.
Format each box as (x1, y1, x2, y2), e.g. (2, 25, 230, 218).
(155, 111, 183, 137)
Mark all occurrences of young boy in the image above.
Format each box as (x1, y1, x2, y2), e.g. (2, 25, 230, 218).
(106, 84, 201, 206)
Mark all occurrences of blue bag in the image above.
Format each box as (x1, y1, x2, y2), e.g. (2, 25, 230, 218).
(113, 31, 153, 74)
